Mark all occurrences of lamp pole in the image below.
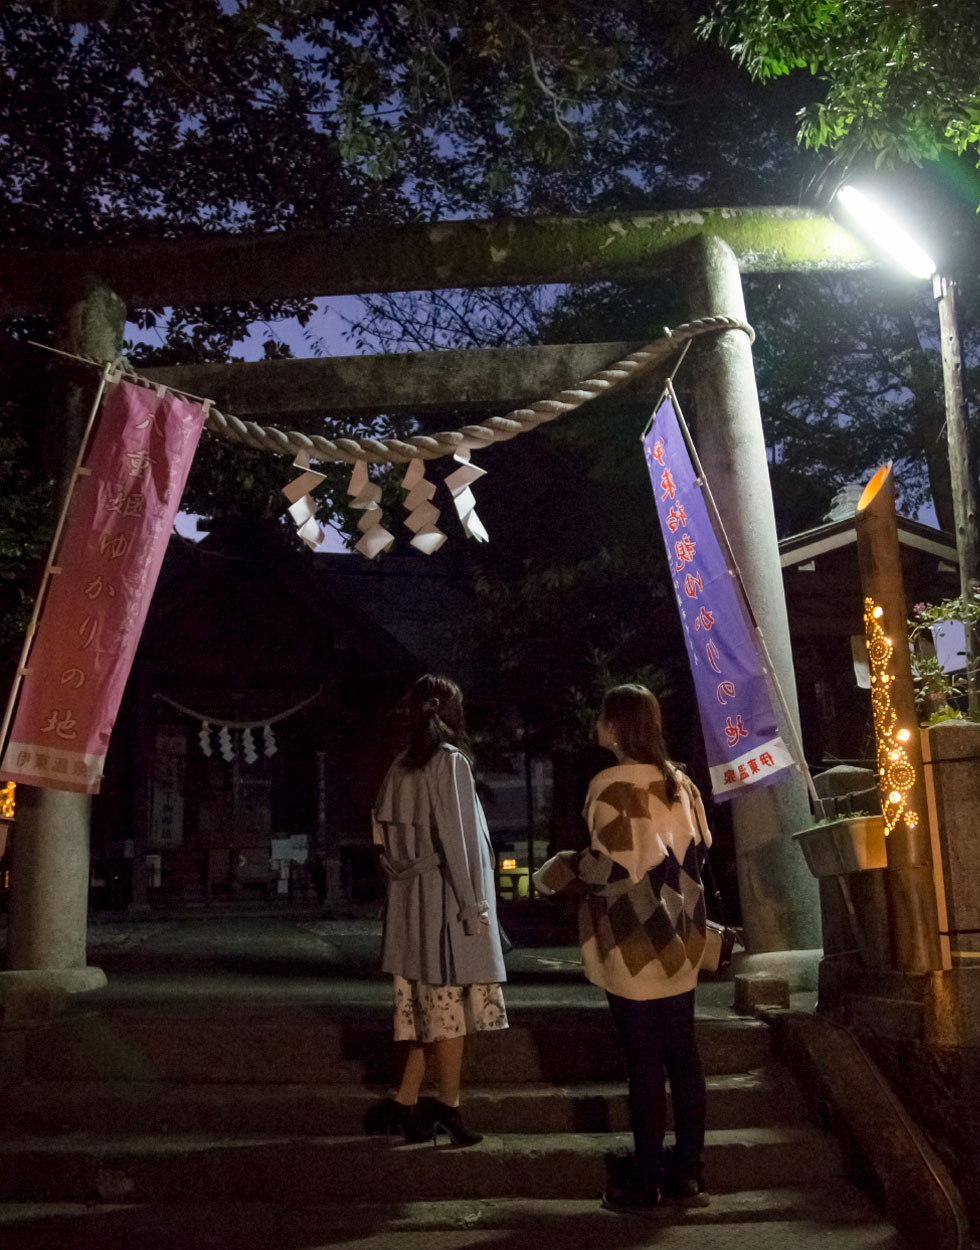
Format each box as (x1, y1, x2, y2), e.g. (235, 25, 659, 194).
(835, 186, 980, 711)
(933, 272, 980, 713)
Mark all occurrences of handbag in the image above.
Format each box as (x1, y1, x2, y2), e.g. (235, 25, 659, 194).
(693, 805, 739, 974)
(702, 918, 738, 973)
(497, 919, 514, 955)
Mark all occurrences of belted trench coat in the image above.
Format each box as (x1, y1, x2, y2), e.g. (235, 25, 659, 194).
(372, 745, 507, 986)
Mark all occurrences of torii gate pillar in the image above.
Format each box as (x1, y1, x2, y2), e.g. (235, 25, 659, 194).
(684, 235, 821, 953)
(3, 279, 121, 990)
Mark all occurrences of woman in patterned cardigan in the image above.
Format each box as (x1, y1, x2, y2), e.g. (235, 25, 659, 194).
(534, 683, 711, 1212)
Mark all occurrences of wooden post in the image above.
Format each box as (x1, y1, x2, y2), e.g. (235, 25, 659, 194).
(934, 274, 980, 714)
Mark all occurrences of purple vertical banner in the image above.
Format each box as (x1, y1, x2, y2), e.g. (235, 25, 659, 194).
(643, 392, 795, 799)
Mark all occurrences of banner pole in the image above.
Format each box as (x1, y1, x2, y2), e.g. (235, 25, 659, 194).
(663, 378, 820, 807)
(28, 341, 214, 407)
(641, 340, 691, 440)
(0, 361, 115, 759)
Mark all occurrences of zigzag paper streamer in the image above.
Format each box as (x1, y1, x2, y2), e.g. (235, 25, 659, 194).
(282, 449, 326, 550)
(242, 727, 257, 764)
(263, 724, 277, 758)
(347, 460, 394, 559)
(445, 448, 489, 542)
(401, 459, 447, 555)
(199, 721, 213, 758)
(219, 726, 235, 762)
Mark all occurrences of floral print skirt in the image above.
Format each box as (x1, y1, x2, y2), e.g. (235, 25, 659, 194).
(392, 975, 509, 1043)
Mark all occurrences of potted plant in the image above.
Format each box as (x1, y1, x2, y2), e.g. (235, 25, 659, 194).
(793, 810, 886, 878)
(908, 593, 980, 724)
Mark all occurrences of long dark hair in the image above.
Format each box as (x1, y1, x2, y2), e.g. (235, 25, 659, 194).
(402, 673, 472, 770)
(600, 684, 680, 803)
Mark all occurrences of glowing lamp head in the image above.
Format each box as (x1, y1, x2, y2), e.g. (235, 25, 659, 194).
(889, 790, 902, 805)
(873, 606, 883, 619)
(897, 729, 911, 742)
(501, 858, 517, 871)
(835, 185, 937, 280)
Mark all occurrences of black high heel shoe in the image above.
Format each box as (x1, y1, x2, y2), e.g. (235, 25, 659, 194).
(362, 1097, 430, 1143)
(424, 1098, 482, 1147)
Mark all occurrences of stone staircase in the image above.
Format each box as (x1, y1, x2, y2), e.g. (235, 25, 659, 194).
(0, 991, 905, 1248)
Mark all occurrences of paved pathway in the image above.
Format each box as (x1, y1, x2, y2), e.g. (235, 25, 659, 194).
(76, 912, 815, 1014)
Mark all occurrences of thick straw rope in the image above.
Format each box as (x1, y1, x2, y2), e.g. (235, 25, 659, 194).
(201, 316, 752, 464)
(152, 687, 322, 728)
(33, 315, 752, 465)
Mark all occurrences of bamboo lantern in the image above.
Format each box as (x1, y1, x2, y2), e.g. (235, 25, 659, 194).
(856, 463, 946, 972)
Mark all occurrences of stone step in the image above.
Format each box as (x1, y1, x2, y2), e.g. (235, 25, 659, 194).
(0, 1126, 843, 1203)
(0, 1070, 803, 1136)
(0, 1189, 898, 1244)
(27, 1008, 772, 1084)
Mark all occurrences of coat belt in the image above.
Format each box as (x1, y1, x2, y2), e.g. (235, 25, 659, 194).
(380, 849, 443, 881)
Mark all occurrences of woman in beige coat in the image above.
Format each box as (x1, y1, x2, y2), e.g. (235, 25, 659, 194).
(366, 674, 508, 1147)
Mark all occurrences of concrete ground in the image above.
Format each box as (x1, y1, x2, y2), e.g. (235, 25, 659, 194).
(70, 907, 819, 1014)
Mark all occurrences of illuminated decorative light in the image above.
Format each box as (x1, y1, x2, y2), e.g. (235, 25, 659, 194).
(501, 858, 517, 871)
(864, 597, 920, 835)
(0, 782, 14, 820)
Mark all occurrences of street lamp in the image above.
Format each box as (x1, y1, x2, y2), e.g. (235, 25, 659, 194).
(835, 186, 937, 279)
(835, 184, 980, 711)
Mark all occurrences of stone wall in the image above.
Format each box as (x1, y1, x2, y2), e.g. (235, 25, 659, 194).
(922, 720, 980, 955)
(858, 1029, 980, 1233)
(813, 721, 980, 1235)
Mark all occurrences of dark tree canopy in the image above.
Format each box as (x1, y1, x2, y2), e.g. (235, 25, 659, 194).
(5, 0, 820, 245)
(699, 0, 980, 184)
(0, 0, 824, 538)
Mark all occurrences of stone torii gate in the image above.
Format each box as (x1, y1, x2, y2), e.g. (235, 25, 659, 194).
(0, 207, 873, 984)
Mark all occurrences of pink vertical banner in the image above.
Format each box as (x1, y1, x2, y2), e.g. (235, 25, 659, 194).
(0, 379, 208, 794)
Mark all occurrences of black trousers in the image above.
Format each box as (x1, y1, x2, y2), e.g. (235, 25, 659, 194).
(606, 987, 706, 1179)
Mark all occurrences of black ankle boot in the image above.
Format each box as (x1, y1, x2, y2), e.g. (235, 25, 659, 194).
(363, 1097, 429, 1143)
(424, 1098, 482, 1147)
